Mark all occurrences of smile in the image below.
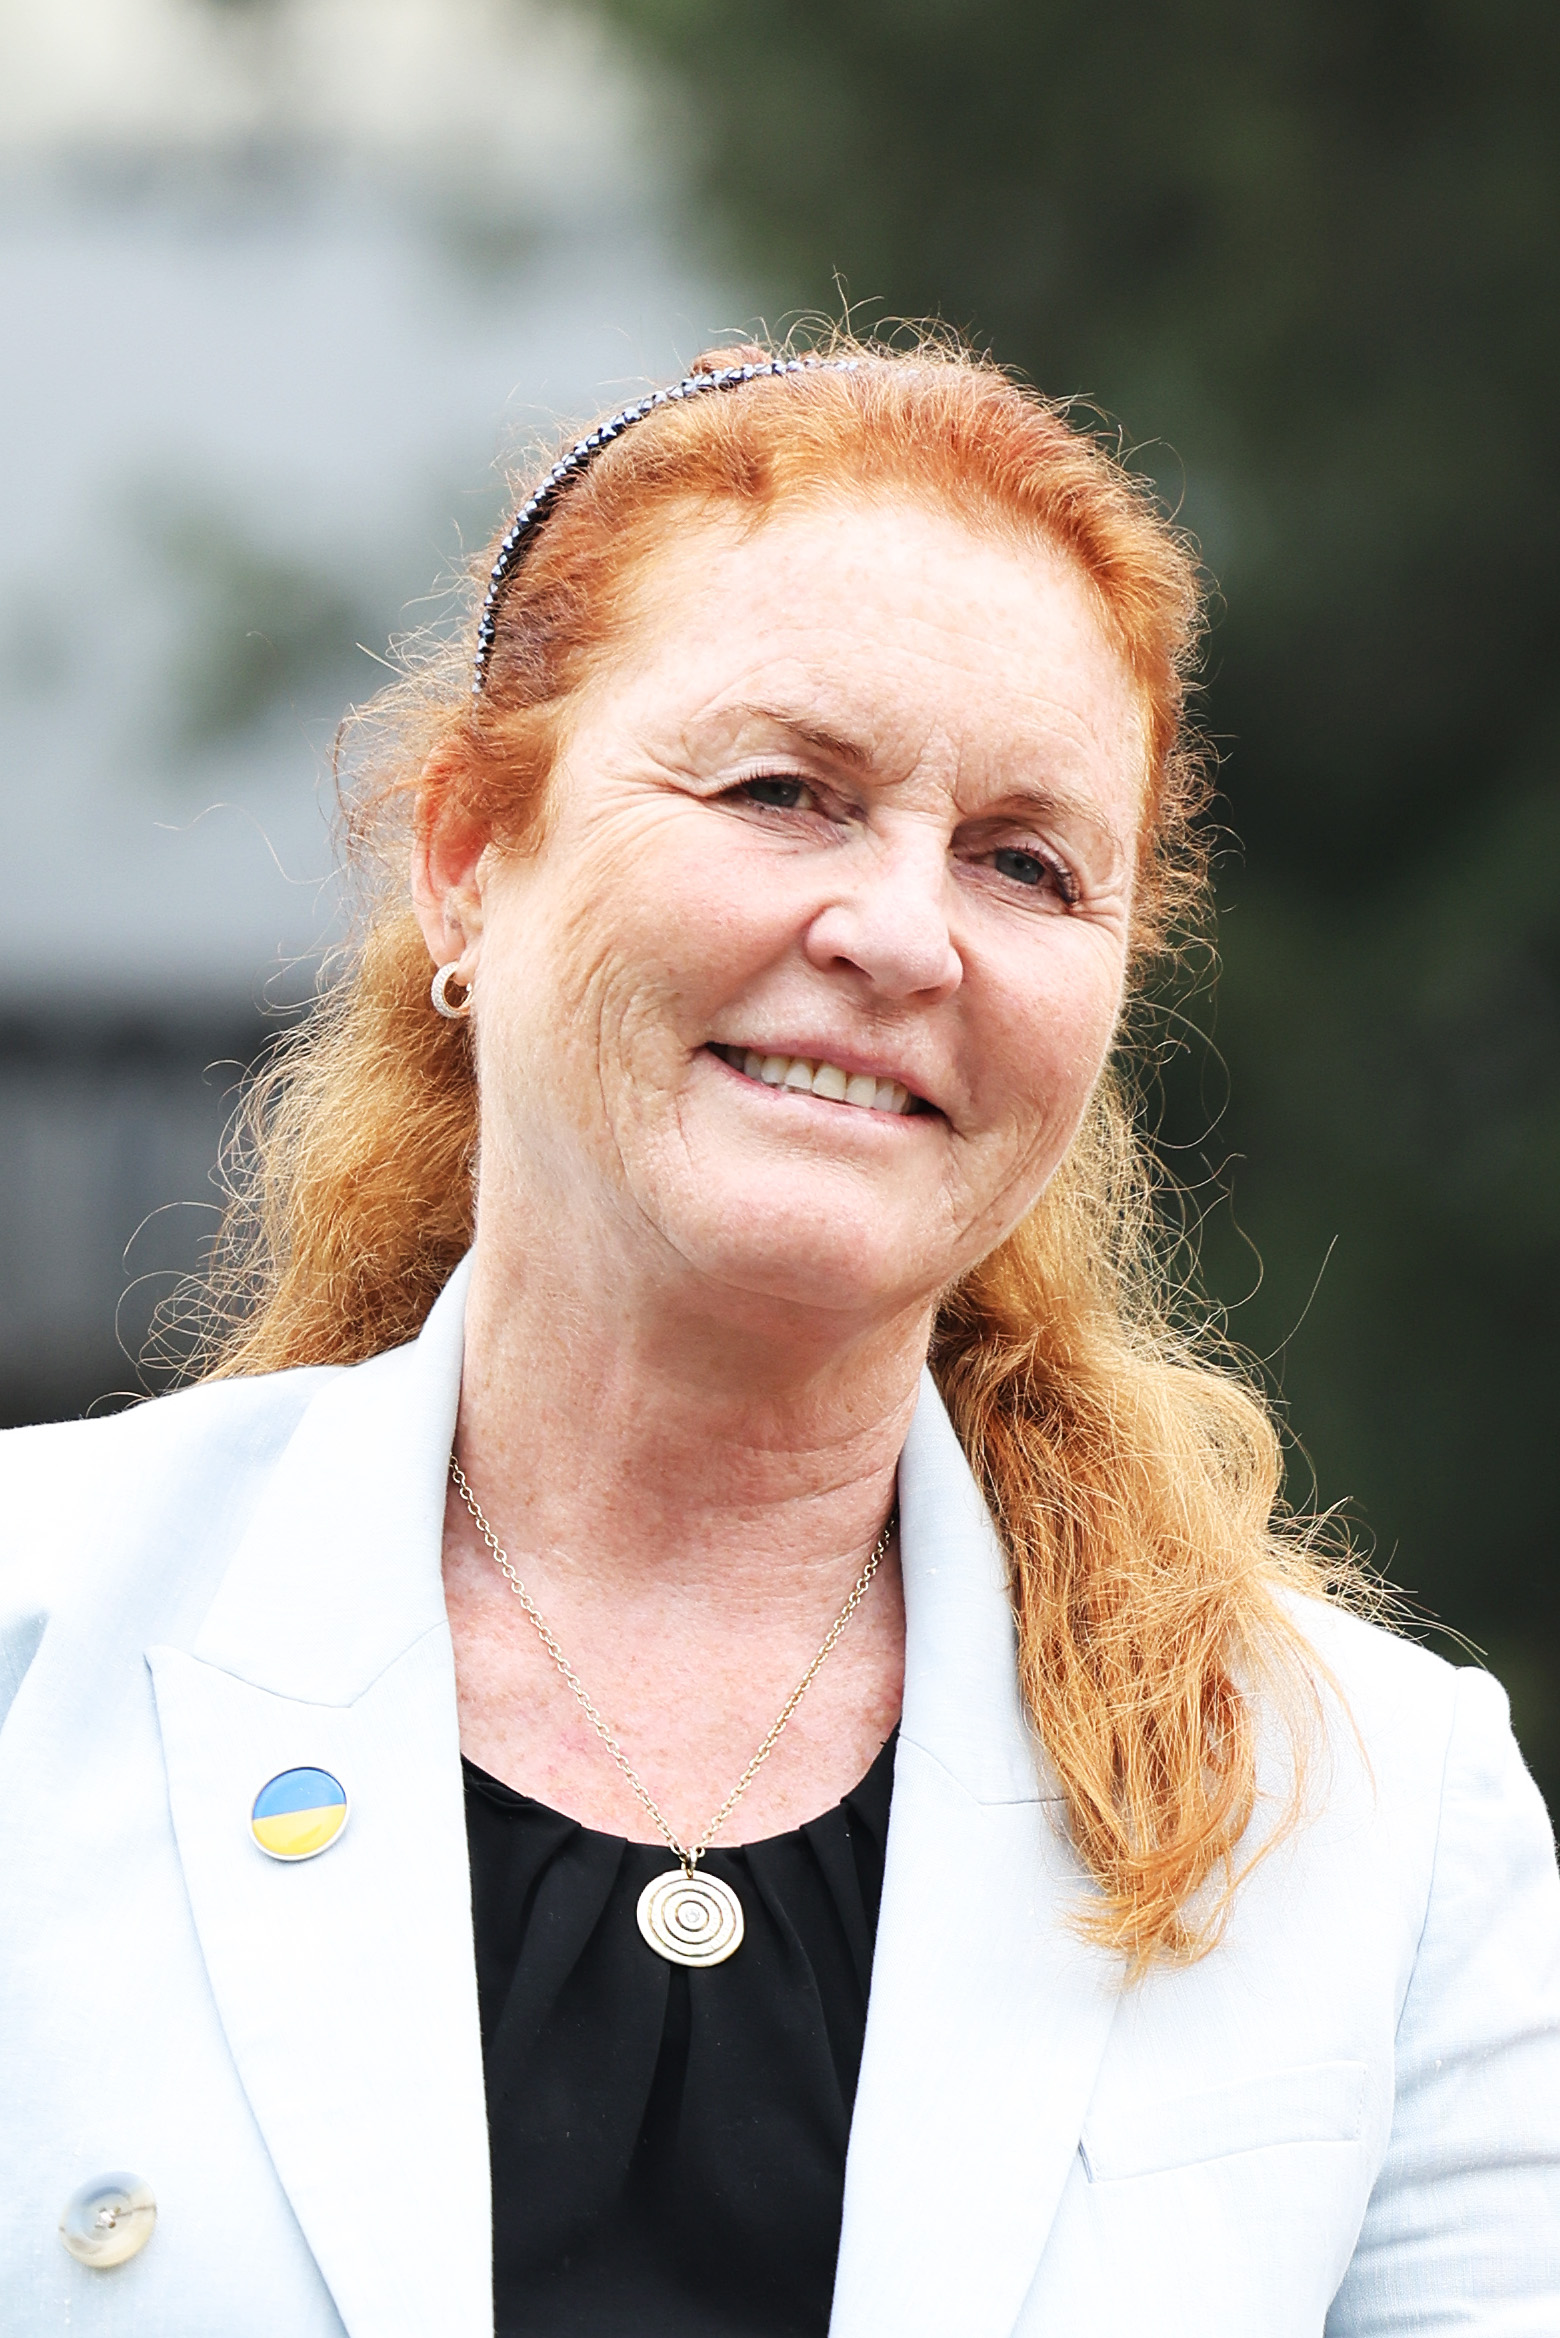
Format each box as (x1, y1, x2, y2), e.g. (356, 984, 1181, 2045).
(707, 1045, 922, 1116)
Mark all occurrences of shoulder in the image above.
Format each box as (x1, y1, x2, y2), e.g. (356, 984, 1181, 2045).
(0, 1368, 343, 1696)
(1274, 1588, 1555, 1958)
(0, 1366, 341, 1537)
(1282, 1586, 1473, 1770)
(1280, 1587, 1543, 1832)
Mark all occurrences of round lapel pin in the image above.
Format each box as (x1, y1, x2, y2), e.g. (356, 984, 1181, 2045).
(250, 1767, 349, 1861)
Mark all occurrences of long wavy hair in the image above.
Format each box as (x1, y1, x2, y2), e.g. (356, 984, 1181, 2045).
(173, 331, 1353, 1968)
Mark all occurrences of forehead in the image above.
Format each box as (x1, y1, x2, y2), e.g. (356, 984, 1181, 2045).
(587, 494, 1146, 800)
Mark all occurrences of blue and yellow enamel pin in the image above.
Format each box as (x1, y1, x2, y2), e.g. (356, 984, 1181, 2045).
(250, 1767, 349, 1861)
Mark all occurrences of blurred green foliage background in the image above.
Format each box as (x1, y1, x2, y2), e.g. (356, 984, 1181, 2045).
(581, 0, 1560, 1800)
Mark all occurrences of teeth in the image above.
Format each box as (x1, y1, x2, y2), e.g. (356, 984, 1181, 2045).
(714, 1045, 916, 1115)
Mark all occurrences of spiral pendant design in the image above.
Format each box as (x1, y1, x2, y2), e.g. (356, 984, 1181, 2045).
(637, 1866, 745, 1966)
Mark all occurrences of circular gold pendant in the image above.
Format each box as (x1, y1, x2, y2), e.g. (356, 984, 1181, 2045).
(636, 1866, 745, 1966)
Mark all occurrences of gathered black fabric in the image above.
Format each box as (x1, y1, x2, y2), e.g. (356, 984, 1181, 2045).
(464, 1730, 897, 2338)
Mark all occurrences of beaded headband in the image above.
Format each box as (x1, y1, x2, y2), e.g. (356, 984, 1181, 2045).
(472, 355, 859, 697)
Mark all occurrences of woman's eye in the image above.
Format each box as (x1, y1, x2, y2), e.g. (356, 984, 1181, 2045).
(991, 843, 1071, 896)
(987, 844, 1081, 906)
(734, 775, 812, 811)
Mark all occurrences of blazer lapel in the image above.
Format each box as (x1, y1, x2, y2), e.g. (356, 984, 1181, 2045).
(149, 1260, 491, 2338)
(829, 1374, 1122, 2338)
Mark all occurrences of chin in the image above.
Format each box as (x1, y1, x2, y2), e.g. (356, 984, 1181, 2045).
(673, 1187, 938, 1322)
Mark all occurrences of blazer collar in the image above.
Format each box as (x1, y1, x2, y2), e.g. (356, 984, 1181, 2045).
(190, 1252, 473, 1703)
(895, 1365, 1056, 1805)
(829, 1372, 1123, 2338)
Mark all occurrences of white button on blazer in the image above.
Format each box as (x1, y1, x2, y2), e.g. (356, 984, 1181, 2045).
(2, 1255, 1557, 2335)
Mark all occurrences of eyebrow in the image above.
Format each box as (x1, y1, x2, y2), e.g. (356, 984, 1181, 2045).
(721, 701, 874, 770)
(972, 781, 1111, 832)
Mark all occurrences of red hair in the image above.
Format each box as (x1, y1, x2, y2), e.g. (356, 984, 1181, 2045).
(177, 332, 1350, 1967)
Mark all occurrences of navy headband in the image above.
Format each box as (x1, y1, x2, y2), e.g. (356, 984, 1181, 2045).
(472, 355, 859, 698)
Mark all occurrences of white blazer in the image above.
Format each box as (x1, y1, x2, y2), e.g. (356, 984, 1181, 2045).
(2, 1257, 1557, 2336)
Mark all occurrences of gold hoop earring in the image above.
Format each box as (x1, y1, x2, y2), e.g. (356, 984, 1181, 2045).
(431, 962, 473, 1021)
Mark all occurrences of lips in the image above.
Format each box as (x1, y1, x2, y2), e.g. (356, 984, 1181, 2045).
(707, 1044, 921, 1116)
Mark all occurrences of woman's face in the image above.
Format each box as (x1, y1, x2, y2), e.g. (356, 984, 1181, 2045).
(425, 496, 1145, 1332)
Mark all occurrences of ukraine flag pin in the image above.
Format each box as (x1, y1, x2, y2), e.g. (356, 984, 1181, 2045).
(250, 1767, 349, 1861)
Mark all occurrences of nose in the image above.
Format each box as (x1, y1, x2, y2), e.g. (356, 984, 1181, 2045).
(802, 826, 963, 1003)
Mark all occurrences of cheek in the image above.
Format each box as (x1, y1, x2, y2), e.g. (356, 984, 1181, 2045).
(564, 826, 791, 1047)
(484, 827, 763, 1126)
(984, 941, 1126, 1150)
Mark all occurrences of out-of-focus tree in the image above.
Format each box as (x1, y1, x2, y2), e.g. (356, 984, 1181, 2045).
(575, 0, 1560, 1796)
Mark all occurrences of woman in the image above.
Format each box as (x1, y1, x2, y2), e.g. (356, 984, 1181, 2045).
(1, 338, 1556, 2337)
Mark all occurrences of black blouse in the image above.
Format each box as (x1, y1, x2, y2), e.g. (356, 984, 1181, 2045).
(463, 1731, 897, 2338)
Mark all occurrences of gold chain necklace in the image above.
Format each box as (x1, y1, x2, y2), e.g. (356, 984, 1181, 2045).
(449, 1457, 894, 1968)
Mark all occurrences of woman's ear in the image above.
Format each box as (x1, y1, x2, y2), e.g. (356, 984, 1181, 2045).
(410, 744, 491, 974)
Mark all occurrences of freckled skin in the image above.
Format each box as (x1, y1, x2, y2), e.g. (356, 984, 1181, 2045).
(415, 497, 1144, 1843)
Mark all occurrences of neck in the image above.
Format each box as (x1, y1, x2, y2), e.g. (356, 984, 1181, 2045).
(454, 1222, 929, 1610)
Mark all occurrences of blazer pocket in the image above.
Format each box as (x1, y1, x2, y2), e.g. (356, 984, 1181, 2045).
(1079, 2059, 1367, 2181)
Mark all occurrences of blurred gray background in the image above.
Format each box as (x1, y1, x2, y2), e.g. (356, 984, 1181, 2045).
(0, 0, 737, 1423)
